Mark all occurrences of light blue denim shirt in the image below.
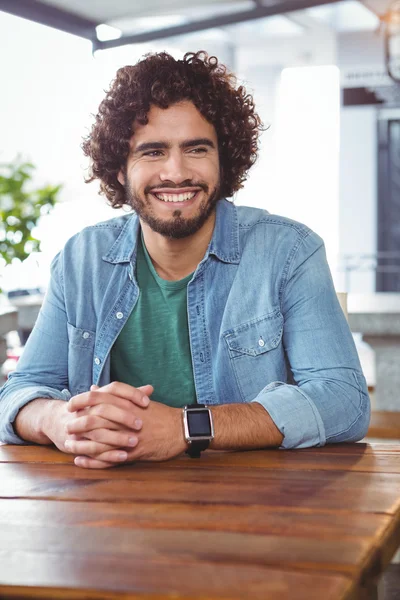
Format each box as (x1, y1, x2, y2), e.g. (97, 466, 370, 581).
(0, 199, 370, 447)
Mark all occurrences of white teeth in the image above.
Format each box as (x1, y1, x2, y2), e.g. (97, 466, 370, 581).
(154, 191, 197, 202)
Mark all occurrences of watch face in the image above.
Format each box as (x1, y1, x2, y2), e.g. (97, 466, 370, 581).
(188, 410, 212, 437)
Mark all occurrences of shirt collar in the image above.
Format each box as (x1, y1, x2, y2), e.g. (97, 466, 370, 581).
(102, 198, 240, 265)
(208, 199, 240, 264)
(102, 213, 140, 264)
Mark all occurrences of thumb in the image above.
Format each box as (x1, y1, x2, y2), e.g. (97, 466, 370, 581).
(138, 384, 154, 396)
(90, 385, 100, 391)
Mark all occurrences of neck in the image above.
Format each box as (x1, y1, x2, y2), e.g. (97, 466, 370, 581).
(141, 212, 216, 281)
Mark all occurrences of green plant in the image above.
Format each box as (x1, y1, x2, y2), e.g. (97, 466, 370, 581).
(0, 157, 62, 292)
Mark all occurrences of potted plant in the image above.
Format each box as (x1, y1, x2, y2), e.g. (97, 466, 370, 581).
(0, 156, 62, 294)
(0, 157, 62, 350)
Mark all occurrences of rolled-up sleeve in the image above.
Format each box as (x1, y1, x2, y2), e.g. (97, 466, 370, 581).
(0, 386, 70, 444)
(0, 252, 71, 444)
(252, 231, 370, 449)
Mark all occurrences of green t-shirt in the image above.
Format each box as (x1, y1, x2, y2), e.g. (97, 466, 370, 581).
(110, 235, 197, 408)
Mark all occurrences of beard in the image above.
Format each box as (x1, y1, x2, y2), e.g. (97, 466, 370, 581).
(124, 178, 221, 239)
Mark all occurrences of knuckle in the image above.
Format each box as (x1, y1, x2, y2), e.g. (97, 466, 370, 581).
(89, 429, 101, 442)
(86, 414, 98, 429)
(88, 441, 99, 455)
(93, 404, 106, 418)
(65, 442, 75, 454)
(120, 398, 132, 411)
(87, 390, 97, 403)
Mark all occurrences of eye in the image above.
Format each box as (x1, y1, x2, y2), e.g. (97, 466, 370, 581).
(143, 150, 163, 157)
(189, 147, 207, 154)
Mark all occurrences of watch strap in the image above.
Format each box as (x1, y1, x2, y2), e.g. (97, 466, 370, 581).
(186, 438, 210, 458)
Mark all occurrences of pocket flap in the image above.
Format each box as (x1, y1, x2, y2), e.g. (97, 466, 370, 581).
(67, 322, 96, 349)
(224, 311, 283, 357)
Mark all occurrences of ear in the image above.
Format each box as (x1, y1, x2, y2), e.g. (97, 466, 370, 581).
(117, 170, 125, 186)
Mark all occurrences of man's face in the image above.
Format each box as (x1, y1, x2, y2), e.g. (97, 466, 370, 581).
(118, 101, 220, 239)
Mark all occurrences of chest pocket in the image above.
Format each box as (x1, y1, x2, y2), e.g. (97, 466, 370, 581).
(223, 310, 284, 401)
(67, 323, 96, 394)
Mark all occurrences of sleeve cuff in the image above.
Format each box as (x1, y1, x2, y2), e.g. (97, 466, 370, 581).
(0, 386, 71, 445)
(251, 381, 326, 449)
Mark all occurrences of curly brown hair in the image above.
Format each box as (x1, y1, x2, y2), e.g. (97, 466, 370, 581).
(82, 51, 263, 208)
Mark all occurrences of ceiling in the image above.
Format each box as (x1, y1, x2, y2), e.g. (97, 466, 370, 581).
(0, 0, 390, 51)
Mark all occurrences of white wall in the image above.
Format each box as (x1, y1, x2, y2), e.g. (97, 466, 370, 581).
(236, 35, 341, 285)
(0, 13, 120, 289)
(336, 30, 387, 292)
(338, 106, 377, 292)
(0, 12, 384, 296)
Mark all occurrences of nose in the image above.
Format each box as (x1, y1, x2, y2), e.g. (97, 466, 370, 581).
(159, 151, 192, 185)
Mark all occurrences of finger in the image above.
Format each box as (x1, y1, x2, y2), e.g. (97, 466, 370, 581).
(74, 448, 129, 464)
(74, 456, 116, 469)
(91, 384, 149, 394)
(72, 392, 134, 418)
(96, 381, 153, 407)
(83, 428, 139, 448)
(68, 391, 135, 414)
(66, 415, 113, 434)
(66, 412, 142, 435)
(91, 448, 135, 463)
(64, 438, 116, 457)
(90, 403, 141, 430)
(68, 387, 150, 413)
(75, 411, 122, 430)
(62, 433, 82, 454)
(138, 384, 154, 395)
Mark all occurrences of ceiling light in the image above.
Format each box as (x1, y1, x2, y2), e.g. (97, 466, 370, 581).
(96, 24, 122, 42)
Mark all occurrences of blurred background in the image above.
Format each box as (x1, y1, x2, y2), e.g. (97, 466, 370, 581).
(1, 0, 400, 418)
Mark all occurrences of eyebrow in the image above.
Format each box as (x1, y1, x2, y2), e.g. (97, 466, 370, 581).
(133, 138, 216, 154)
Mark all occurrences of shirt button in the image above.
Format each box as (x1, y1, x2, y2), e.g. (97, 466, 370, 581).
(258, 339, 265, 347)
(116, 312, 124, 319)
(82, 332, 90, 339)
(94, 357, 101, 365)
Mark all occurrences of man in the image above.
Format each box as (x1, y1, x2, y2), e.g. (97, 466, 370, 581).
(0, 51, 370, 469)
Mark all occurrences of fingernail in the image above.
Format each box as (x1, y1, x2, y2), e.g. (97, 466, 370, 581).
(134, 419, 142, 429)
(118, 452, 128, 461)
(128, 437, 138, 447)
(142, 396, 150, 406)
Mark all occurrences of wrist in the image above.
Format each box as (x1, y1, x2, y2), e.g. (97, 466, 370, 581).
(40, 399, 67, 444)
(176, 408, 189, 455)
(14, 398, 60, 444)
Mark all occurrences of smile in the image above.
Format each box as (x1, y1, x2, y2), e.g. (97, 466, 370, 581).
(152, 191, 198, 203)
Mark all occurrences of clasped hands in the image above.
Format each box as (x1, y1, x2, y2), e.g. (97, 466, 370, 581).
(61, 382, 187, 469)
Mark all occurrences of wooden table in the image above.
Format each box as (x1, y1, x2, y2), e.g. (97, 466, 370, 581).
(0, 443, 399, 600)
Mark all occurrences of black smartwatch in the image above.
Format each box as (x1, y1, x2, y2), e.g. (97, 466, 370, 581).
(182, 403, 214, 458)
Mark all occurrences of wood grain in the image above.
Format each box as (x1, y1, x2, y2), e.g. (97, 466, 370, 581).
(1, 462, 400, 516)
(2, 443, 400, 472)
(0, 443, 399, 600)
(368, 411, 400, 439)
(0, 498, 391, 537)
(0, 553, 353, 600)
